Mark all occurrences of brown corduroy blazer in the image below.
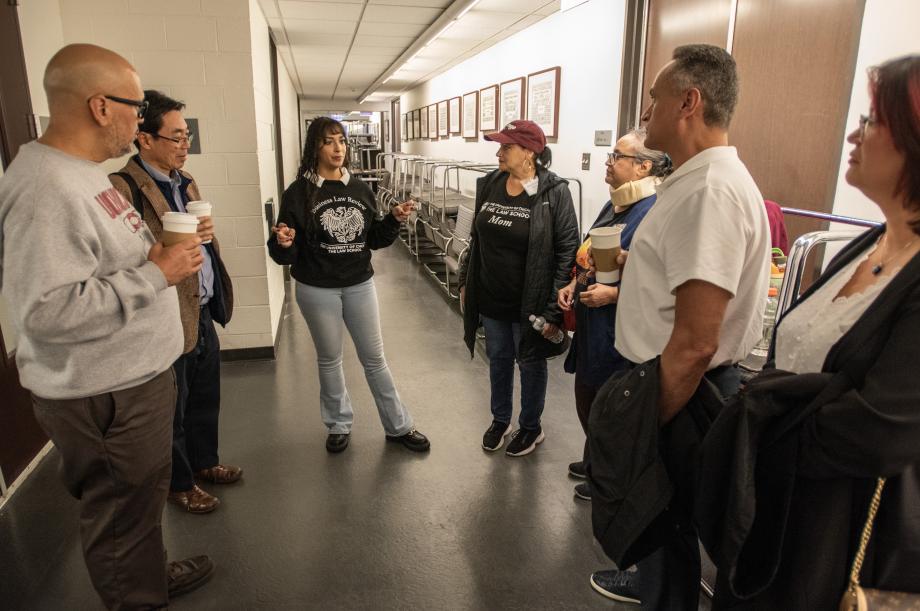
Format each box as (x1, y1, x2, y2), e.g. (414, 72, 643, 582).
(110, 157, 234, 354)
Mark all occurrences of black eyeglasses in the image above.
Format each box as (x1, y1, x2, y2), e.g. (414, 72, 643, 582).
(103, 95, 149, 119)
(607, 152, 640, 163)
(152, 132, 195, 146)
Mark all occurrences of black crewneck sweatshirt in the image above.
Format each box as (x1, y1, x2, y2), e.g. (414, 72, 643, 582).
(268, 174, 400, 288)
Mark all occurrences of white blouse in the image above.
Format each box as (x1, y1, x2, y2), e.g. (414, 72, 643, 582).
(775, 248, 896, 374)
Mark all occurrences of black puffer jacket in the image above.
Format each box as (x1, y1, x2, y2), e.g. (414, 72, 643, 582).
(459, 169, 579, 361)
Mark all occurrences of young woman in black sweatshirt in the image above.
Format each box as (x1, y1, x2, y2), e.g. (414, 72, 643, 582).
(268, 117, 429, 453)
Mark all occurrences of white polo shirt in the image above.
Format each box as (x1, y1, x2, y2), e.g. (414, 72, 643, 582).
(615, 146, 770, 368)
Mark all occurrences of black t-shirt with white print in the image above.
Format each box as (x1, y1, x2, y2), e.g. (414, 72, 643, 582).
(475, 176, 533, 321)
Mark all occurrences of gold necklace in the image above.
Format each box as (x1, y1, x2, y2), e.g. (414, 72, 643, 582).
(871, 233, 917, 275)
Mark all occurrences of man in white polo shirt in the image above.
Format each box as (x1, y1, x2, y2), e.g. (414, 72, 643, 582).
(588, 44, 770, 609)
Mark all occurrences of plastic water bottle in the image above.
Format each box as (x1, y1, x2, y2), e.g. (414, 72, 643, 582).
(529, 314, 565, 344)
(752, 287, 779, 357)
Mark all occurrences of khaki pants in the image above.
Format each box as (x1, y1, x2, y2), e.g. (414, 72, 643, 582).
(32, 370, 176, 611)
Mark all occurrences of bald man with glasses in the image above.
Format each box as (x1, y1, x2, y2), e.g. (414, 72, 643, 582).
(0, 44, 213, 609)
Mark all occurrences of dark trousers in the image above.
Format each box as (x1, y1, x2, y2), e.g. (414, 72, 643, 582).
(481, 316, 548, 431)
(574, 376, 600, 464)
(31, 370, 176, 611)
(637, 364, 742, 611)
(171, 305, 221, 492)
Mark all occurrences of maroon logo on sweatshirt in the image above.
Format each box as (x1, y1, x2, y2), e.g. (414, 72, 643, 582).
(95, 187, 131, 219)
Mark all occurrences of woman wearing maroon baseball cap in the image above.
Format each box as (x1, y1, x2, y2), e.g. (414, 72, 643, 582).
(458, 120, 579, 456)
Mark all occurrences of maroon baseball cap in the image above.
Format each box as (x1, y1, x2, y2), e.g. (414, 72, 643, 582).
(484, 120, 546, 153)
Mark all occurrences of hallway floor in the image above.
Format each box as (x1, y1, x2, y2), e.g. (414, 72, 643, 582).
(0, 244, 693, 610)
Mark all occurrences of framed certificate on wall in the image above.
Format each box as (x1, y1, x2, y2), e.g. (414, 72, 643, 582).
(413, 109, 421, 140)
(527, 67, 561, 138)
(479, 84, 497, 133)
(500, 77, 525, 127)
(420, 106, 429, 140)
(401, 113, 408, 141)
(437, 100, 448, 137)
(462, 91, 478, 138)
(448, 97, 461, 135)
(427, 105, 437, 139)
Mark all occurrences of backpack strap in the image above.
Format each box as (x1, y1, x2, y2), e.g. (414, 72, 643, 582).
(110, 171, 144, 215)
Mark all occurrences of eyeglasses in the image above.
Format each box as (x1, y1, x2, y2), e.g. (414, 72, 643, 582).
(103, 95, 149, 119)
(857, 114, 876, 141)
(152, 132, 195, 146)
(607, 152, 640, 163)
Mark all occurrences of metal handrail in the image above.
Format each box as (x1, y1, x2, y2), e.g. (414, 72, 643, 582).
(777, 207, 878, 316)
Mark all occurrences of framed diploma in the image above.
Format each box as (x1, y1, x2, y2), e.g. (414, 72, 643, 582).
(437, 100, 448, 137)
(420, 106, 429, 140)
(527, 67, 561, 138)
(401, 113, 408, 141)
(462, 91, 478, 138)
(413, 109, 421, 140)
(448, 97, 461, 135)
(427, 105, 437, 139)
(499, 77, 525, 127)
(479, 84, 497, 133)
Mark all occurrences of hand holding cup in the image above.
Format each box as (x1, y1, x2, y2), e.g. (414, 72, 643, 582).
(185, 201, 213, 244)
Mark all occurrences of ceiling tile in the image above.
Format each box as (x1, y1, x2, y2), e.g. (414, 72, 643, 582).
(287, 31, 353, 46)
(367, 0, 451, 7)
(362, 4, 443, 25)
(283, 18, 356, 35)
(279, 1, 363, 21)
(356, 20, 427, 37)
(351, 34, 416, 49)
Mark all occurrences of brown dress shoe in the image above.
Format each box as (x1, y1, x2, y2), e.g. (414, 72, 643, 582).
(195, 464, 243, 484)
(168, 485, 220, 514)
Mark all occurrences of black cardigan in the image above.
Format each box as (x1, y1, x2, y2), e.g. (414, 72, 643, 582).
(700, 224, 920, 609)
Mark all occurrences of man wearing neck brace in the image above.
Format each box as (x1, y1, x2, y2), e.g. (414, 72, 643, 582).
(559, 128, 672, 501)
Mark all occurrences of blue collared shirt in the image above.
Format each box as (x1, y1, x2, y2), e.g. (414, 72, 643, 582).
(139, 157, 214, 304)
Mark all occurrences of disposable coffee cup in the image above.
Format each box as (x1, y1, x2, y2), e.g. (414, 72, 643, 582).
(185, 201, 212, 244)
(589, 226, 623, 284)
(161, 212, 200, 247)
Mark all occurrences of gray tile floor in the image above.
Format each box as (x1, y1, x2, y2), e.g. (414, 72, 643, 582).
(0, 243, 704, 610)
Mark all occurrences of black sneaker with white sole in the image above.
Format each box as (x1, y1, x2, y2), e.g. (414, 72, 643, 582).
(482, 420, 512, 451)
(505, 427, 545, 457)
(574, 482, 591, 500)
(590, 568, 641, 604)
(568, 460, 587, 479)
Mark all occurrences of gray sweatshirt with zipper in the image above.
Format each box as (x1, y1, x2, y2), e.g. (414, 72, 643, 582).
(0, 142, 182, 399)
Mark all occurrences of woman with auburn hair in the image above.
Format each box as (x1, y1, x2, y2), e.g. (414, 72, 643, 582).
(707, 55, 920, 609)
(267, 117, 430, 454)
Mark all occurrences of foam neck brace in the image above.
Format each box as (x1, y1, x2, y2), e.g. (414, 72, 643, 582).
(522, 175, 539, 196)
(609, 176, 659, 209)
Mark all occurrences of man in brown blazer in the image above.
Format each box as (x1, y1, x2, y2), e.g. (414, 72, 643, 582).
(111, 90, 240, 514)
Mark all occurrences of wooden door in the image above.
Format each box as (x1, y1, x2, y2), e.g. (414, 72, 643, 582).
(0, 1, 47, 492)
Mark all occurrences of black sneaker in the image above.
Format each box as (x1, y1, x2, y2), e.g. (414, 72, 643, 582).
(482, 420, 512, 451)
(505, 427, 545, 457)
(568, 461, 587, 479)
(386, 429, 431, 452)
(590, 568, 641, 604)
(167, 555, 215, 599)
(574, 482, 591, 501)
(326, 433, 350, 453)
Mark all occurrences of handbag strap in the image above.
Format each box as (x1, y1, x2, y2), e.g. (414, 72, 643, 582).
(847, 477, 887, 591)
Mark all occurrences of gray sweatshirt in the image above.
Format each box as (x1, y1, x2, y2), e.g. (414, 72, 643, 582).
(0, 142, 183, 399)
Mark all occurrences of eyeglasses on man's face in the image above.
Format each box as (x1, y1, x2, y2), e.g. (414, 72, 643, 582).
(102, 95, 149, 119)
(607, 151, 640, 164)
(152, 132, 195, 147)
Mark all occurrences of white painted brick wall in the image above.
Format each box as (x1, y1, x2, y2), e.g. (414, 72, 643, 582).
(48, 0, 294, 351)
